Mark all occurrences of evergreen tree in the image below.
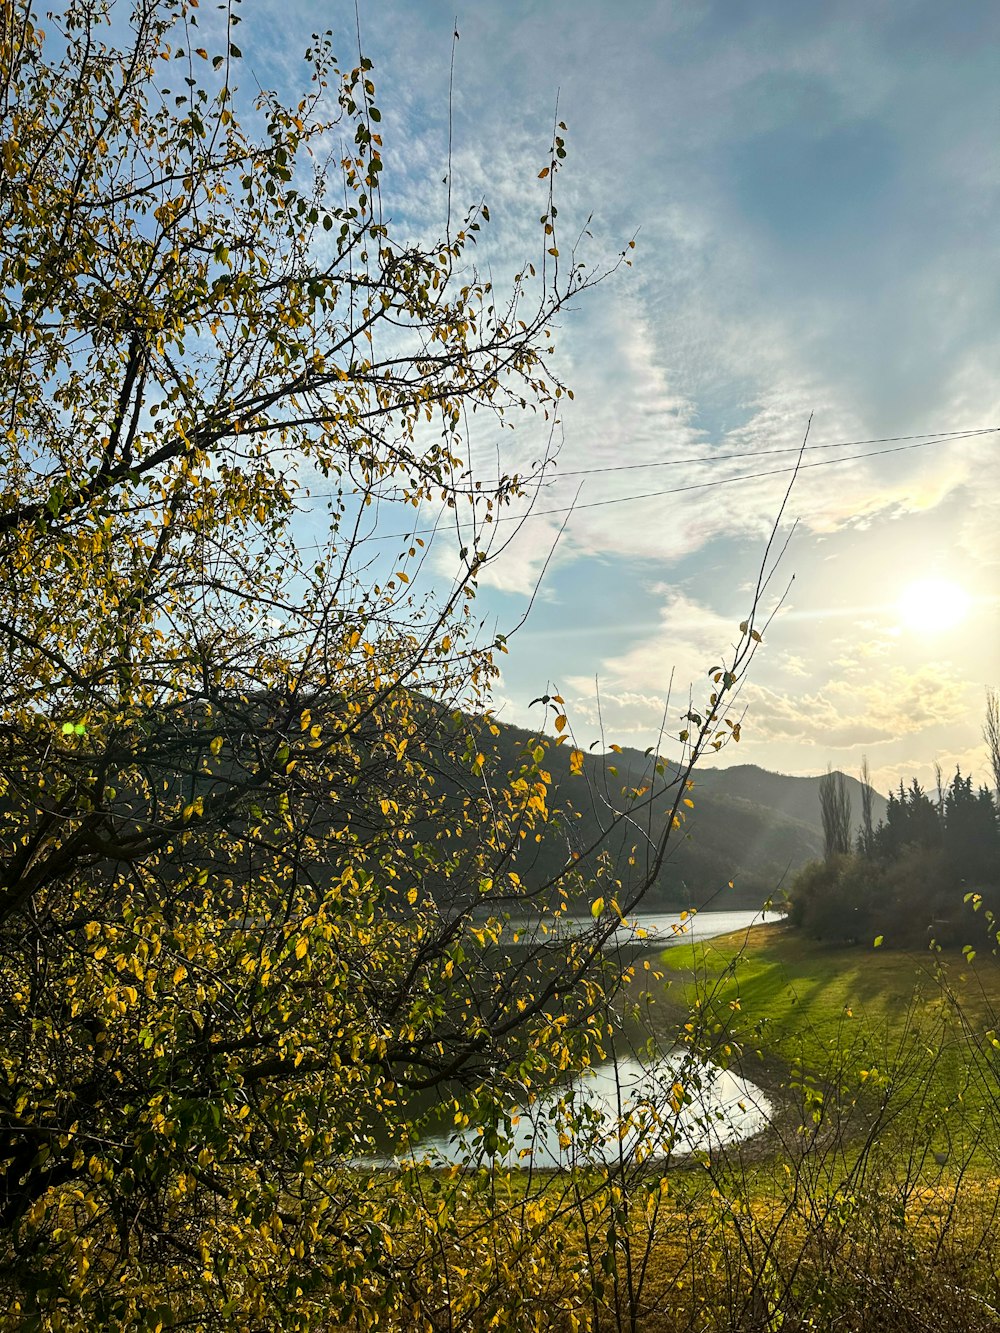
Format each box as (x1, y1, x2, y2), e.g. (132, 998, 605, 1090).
(905, 778, 942, 850)
(858, 755, 876, 858)
(944, 769, 999, 885)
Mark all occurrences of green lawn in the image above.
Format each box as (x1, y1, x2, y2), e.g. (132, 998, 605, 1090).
(656, 922, 1000, 1168)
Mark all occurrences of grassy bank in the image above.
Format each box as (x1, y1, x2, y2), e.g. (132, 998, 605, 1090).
(314, 925, 1000, 1329)
(371, 918, 1000, 1329)
(655, 920, 1000, 1171)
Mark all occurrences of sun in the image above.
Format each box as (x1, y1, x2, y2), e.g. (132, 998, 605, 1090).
(897, 578, 972, 632)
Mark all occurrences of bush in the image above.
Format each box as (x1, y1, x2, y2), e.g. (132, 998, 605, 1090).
(787, 855, 881, 943)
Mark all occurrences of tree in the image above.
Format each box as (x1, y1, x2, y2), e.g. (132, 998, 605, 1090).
(985, 687, 1000, 797)
(875, 778, 941, 861)
(819, 767, 852, 861)
(0, 4, 762, 1325)
(943, 768, 999, 887)
(858, 754, 875, 859)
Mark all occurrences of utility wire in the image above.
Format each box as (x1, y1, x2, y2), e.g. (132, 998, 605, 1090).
(294, 425, 998, 501)
(291, 427, 996, 551)
(547, 425, 997, 478)
(499, 434, 987, 519)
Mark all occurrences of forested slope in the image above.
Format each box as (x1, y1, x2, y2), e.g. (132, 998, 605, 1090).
(467, 720, 883, 909)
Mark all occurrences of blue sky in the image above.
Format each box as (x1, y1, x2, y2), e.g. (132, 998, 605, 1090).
(253, 0, 1000, 794)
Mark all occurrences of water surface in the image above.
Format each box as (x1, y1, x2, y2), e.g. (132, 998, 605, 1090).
(505, 907, 777, 952)
(368, 910, 778, 1170)
(385, 1051, 771, 1170)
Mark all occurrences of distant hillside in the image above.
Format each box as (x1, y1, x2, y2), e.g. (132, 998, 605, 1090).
(692, 763, 888, 835)
(471, 721, 886, 911)
(99, 692, 882, 915)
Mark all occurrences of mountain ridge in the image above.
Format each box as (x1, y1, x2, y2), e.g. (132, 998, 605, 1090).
(477, 718, 888, 910)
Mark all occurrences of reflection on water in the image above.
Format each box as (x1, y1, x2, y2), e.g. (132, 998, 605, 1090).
(600, 907, 776, 951)
(376, 1053, 771, 1170)
(504, 908, 777, 953)
(363, 913, 779, 1171)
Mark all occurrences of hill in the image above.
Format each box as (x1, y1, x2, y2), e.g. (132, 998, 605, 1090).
(692, 763, 887, 831)
(470, 720, 886, 911)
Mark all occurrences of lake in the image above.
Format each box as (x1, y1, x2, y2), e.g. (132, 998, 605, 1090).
(593, 905, 776, 950)
(407, 1051, 772, 1169)
(369, 911, 779, 1169)
(503, 906, 778, 953)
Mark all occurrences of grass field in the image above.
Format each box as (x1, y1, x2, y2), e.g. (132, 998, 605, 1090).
(654, 921, 1000, 1171)
(441, 923, 1000, 1330)
(335, 924, 1000, 1329)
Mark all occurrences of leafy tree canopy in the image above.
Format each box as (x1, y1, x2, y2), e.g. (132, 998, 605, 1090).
(0, 2, 762, 1326)
(787, 767, 999, 947)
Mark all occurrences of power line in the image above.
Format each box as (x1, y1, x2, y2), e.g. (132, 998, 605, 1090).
(291, 427, 996, 551)
(532, 425, 998, 480)
(504, 434, 986, 519)
(294, 424, 998, 500)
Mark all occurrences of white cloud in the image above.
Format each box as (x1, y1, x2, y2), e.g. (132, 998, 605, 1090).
(588, 591, 748, 698)
(743, 664, 973, 750)
(560, 689, 675, 745)
(779, 654, 811, 678)
(870, 741, 994, 800)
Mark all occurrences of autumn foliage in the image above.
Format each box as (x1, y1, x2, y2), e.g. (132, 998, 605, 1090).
(0, 2, 771, 1326)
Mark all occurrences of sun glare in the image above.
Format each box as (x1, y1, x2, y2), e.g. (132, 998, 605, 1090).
(897, 578, 972, 632)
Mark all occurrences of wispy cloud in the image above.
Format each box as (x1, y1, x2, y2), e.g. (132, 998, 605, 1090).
(246, 0, 999, 780)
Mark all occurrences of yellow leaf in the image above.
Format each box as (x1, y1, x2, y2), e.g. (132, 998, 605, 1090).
(591, 897, 605, 919)
(569, 749, 584, 776)
(295, 937, 308, 960)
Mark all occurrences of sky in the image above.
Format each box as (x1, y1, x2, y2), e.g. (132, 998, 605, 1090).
(249, 0, 1000, 795)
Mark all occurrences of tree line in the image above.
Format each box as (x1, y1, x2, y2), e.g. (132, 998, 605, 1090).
(788, 743, 1000, 946)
